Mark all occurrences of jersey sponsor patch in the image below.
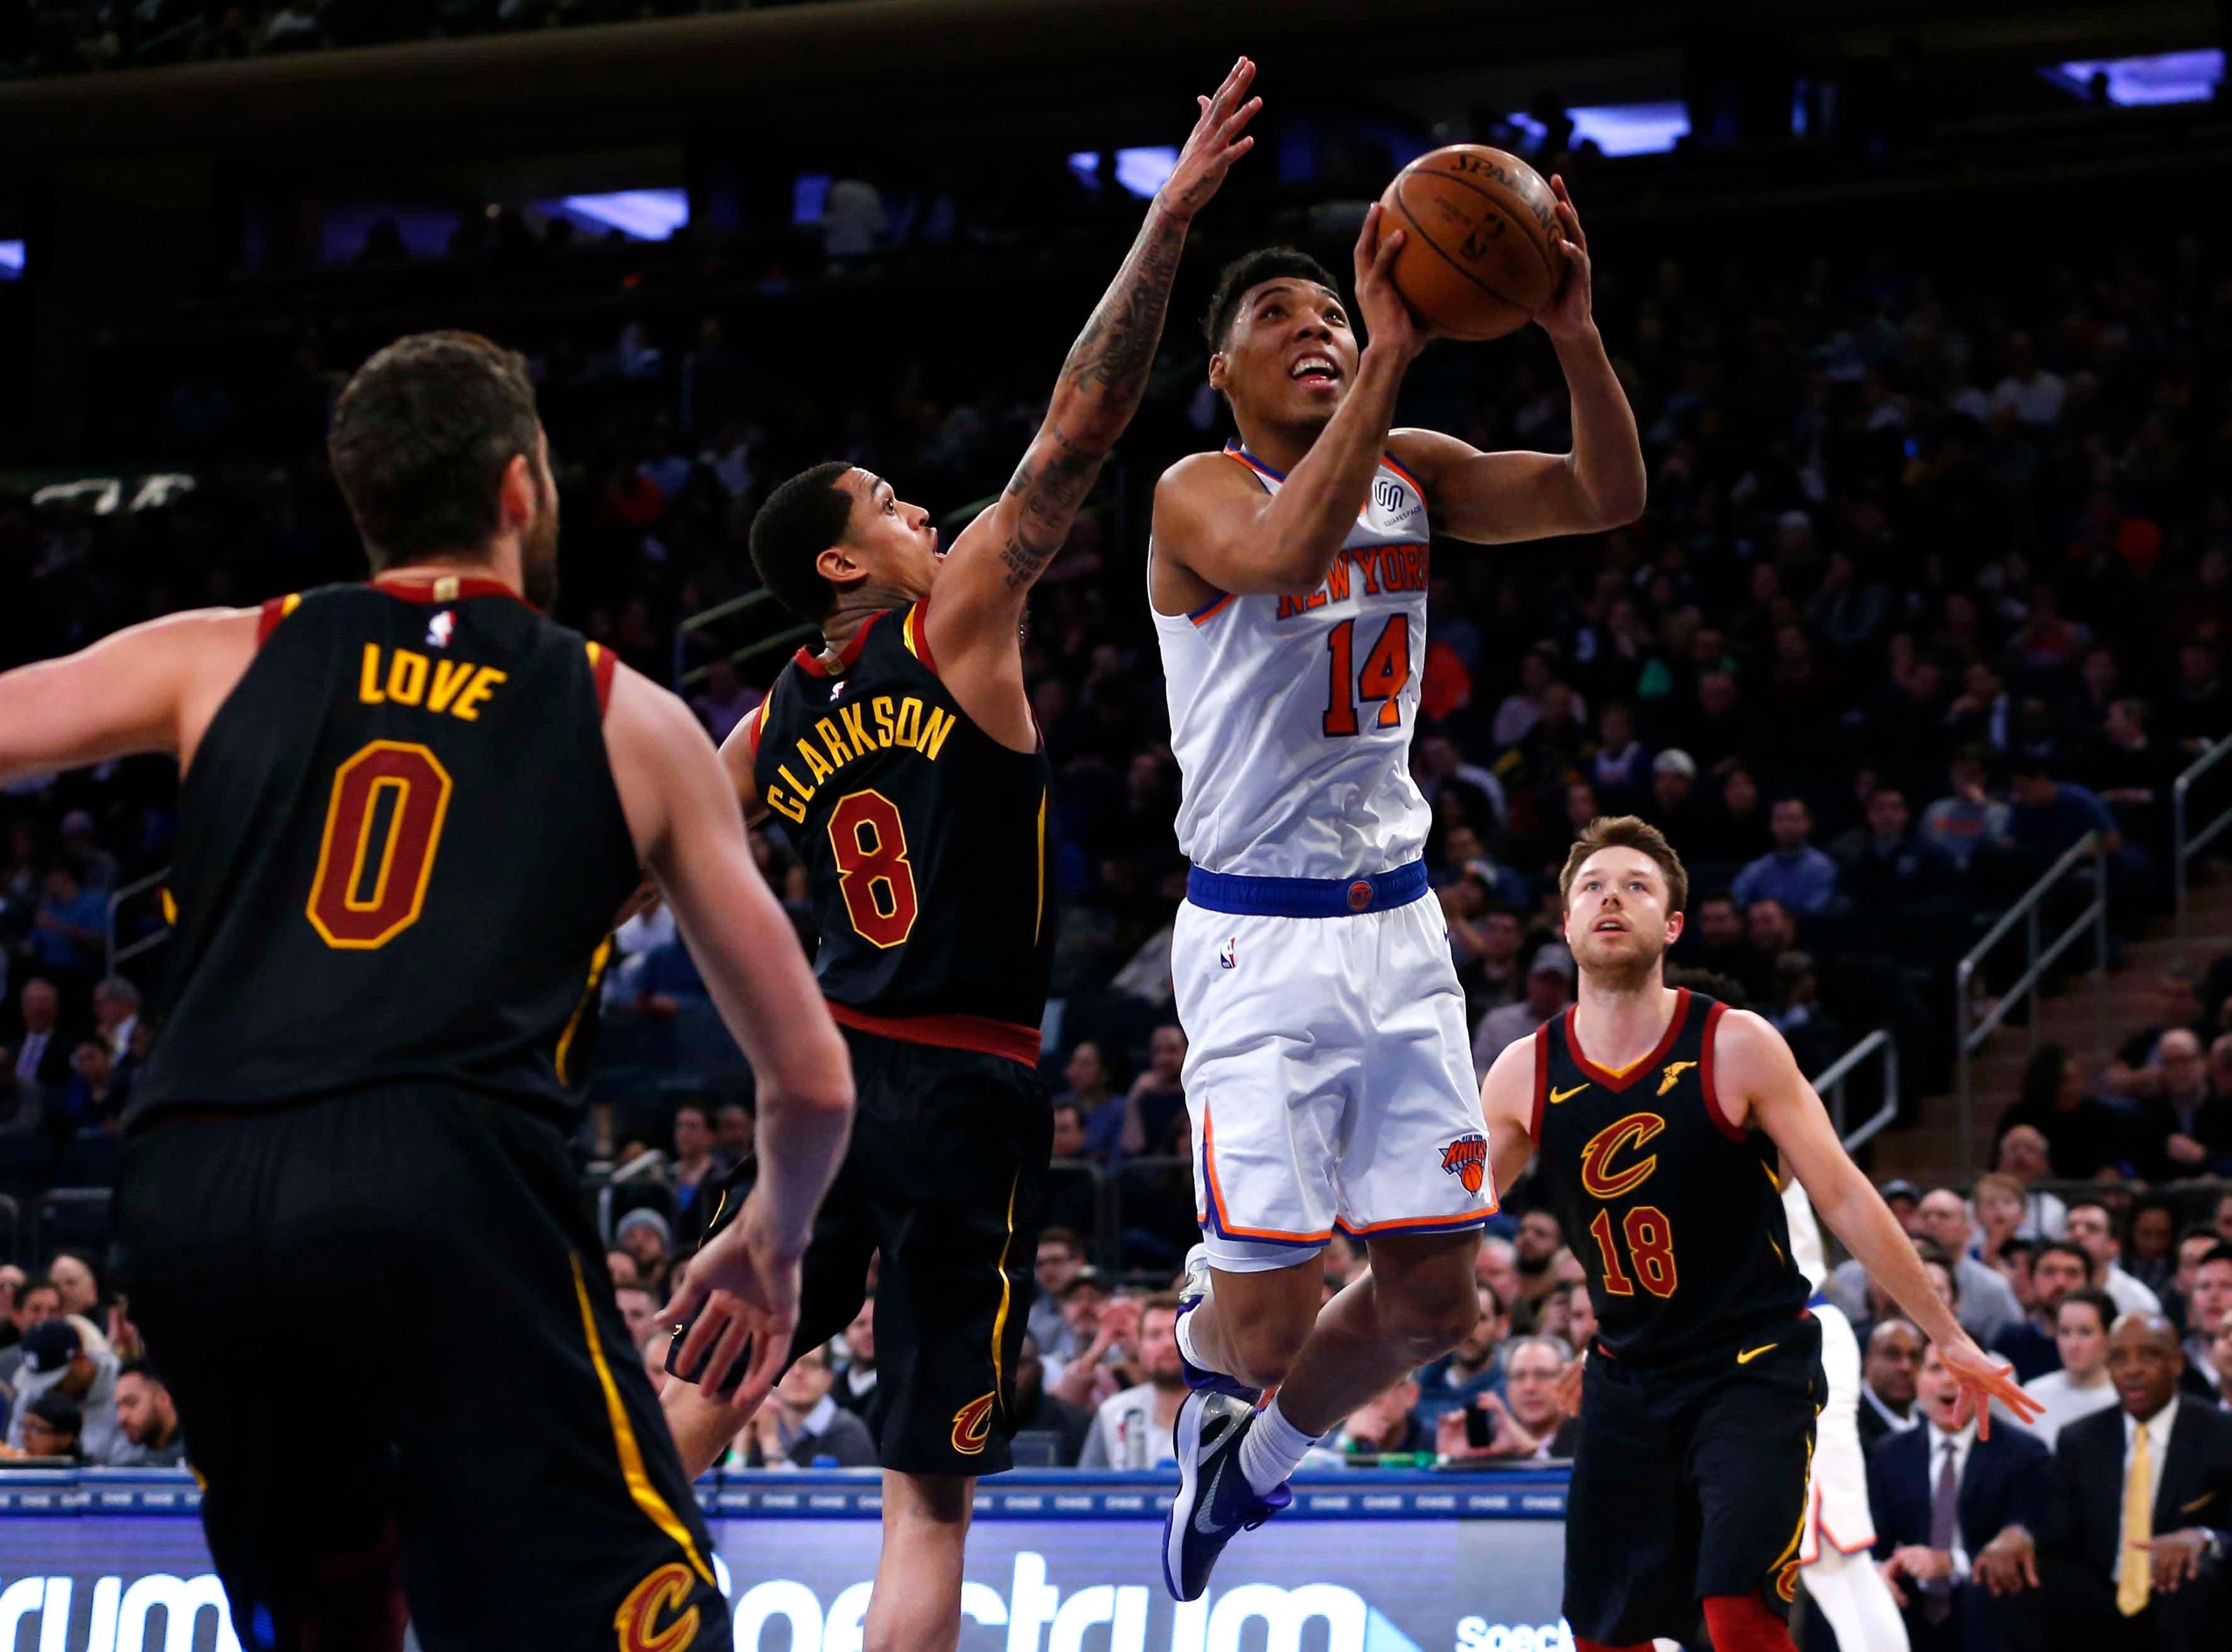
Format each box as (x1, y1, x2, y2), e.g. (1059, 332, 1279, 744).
(1655, 1059, 1697, 1097)
(1439, 1132, 1488, 1195)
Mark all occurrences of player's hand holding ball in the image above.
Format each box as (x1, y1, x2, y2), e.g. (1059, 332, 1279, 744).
(1352, 203, 1432, 365)
(1157, 56, 1262, 224)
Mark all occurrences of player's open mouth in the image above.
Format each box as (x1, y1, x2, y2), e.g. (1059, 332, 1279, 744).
(1289, 356, 1339, 386)
(1593, 919, 1626, 933)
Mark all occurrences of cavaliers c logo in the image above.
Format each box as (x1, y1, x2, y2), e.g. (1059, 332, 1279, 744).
(1579, 1112, 1666, 1201)
(951, 1392, 997, 1457)
(614, 1561, 699, 1652)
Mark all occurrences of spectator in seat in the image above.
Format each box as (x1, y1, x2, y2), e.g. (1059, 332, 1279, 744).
(1588, 702, 1649, 811)
(1562, 1279, 1598, 1355)
(4, 1319, 120, 1462)
(1998, 1045, 2122, 1180)
(0, 1280, 60, 1394)
(58, 1039, 125, 1132)
(6, 979, 72, 1094)
(1508, 1209, 1566, 1329)
(1973, 1172, 2032, 1270)
(1690, 764, 1772, 868)
(2180, 1243, 2231, 1405)
(737, 1344, 876, 1470)
(1471, 945, 1576, 1074)
(1922, 749, 2013, 870)
(1077, 1294, 1185, 1469)
(1334, 1373, 1432, 1459)
(1857, 1319, 1925, 1458)
(2124, 1199, 2179, 1301)
(1682, 891, 1751, 984)
(667, 1101, 716, 1226)
(56, 812, 117, 896)
(1641, 748, 1711, 847)
(832, 1296, 877, 1417)
(47, 1253, 99, 1321)
(8, 1391, 84, 1465)
(2065, 1199, 2163, 1319)
(1914, 1188, 2023, 1346)
(1739, 898, 1799, 1008)
(2219, 1190, 2232, 1245)
(1767, 949, 1847, 1077)
(1840, 785, 1962, 920)
(710, 1101, 753, 1173)
(1437, 1335, 1580, 1462)
(90, 977, 140, 1062)
(1056, 1042, 1122, 1163)
(2033, 1314, 2232, 1652)
(1113, 1026, 1186, 1160)
(1027, 1229, 1085, 1367)
(1414, 1283, 1509, 1420)
(1868, 1340, 2049, 1652)
(612, 1282, 657, 1353)
(1993, 1126, 2069, 1239)
(2089, 698, 2177, 835)
(1046, 1273, 1134, 1410)
(604, 1250, 639, 1289)
(1732, 796, 1842, 916)
(1462, 903, 1527, 1018)
(2101, 973, 2209, 1098)
(2007, 757, 2148, 915)
(614, 1207, 673, 1295)
(1994, 1241, 2096, 1383)
(1008, 1335, 1091, 1467)
(28, 867, 105, 989)
(110, 1360, 186, 1468)
(2130, 1031, 2231, 1180)
(2020, 1287, 2120, 1450)
(2170, 1226, 2223, 1331)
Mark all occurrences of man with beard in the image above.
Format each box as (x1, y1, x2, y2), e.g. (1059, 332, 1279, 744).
(0, 330, 856, 1651)
(1478, 815, 2036, 1652)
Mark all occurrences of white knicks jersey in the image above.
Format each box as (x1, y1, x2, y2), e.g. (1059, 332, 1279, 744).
(1152, 443, 1434, 879)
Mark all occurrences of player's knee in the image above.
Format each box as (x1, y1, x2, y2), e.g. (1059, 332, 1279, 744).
(1225, 1314, 1313, 1390)
(1374, 1272, 1478, 1360)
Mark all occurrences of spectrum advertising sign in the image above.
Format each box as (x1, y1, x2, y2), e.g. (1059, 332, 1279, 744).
(0, 1472, 1576, 1652)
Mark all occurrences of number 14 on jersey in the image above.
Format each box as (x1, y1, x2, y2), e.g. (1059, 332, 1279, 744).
(1322, 614, 1411, 737)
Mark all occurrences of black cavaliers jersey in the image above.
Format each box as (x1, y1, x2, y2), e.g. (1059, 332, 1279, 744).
(1530, 989, 1808, 1363)
(748, 599, 1052, 1057)
(130, 578, 641, 1127)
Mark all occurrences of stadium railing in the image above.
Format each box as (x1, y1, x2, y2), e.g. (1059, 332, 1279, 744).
(1955, 832, 2110, 1170)
(2174, 729, 2232, 967)
(103, 866, 171, 980)
(1815, 1028, 1899, 1154)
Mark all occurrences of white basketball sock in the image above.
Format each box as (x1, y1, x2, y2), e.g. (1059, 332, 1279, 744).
(1236, 1394, 1320, 1497)
(1175, 1305, 1210, 1374)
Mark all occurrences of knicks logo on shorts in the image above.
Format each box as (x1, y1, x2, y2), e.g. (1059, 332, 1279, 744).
(1439, 1132, 1488, 1196)
(951, 1391, 998, 1457)
(614, 1561, 700, 1652)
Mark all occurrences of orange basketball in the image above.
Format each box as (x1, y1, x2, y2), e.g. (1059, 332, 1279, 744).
(1378, 145, 1565, 341)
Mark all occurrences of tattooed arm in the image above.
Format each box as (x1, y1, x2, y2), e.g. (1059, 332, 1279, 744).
(924, 57, 1259, 750)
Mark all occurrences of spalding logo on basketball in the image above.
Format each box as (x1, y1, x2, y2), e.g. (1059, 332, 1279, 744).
(1378, 144, 1565, 342)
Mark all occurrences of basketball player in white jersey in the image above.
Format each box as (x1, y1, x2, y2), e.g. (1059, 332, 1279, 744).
(1147, 188, 1647, 1599)
(1781, 1177, 1913, 1652)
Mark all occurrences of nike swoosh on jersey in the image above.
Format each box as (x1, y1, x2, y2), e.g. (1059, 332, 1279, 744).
(1737, 1343, 1777, 1365)
(1549, 1084, 1589, 1105)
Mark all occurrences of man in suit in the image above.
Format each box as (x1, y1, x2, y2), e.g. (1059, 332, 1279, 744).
(1869, 1340, 2049, 1652)
(0, 978, 73, 1093)
(2026, 1313, 2232, 1652)
(1860, 1318, 1926, 1459)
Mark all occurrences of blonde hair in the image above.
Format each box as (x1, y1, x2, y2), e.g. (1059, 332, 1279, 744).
(1559, 815, 1689, 917)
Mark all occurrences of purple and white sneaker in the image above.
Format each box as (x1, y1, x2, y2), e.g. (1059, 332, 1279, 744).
(1176, 1243, 1262, 1403)
(1161, 1389, 1294, 1602)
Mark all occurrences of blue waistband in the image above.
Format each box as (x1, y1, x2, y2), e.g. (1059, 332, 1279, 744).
(1186, 859, 1430, 919)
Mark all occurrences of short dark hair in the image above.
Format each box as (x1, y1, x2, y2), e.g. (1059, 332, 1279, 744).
(2056, 1286, 2116, 1334)
(749, 461, 856, 622)
(329, 331, 541, 571)
(1202, 246, 1342, 351)
(117, 1358, 166, 1385)
(1038, 1227, 1082, 1257)
(2201, 1242, 2232, 1270)
(2033, 1240, 2091, 1274)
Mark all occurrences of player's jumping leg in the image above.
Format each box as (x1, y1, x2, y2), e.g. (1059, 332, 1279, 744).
(1165, 1229, 1478, 1599)
(863, 1472, 975, 1652)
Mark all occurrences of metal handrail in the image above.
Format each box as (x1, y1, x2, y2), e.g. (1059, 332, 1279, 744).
(104, 866, 172, 978)
(679, 623, 820, 690)
(678, 586, 781, 635)
(1811, 1028, 1899, 1154)
(1955, 832, 2109, 1170)
(2172, 729, 2232, 964)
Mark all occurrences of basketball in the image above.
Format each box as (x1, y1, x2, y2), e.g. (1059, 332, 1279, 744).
(1378, 144, 1566, 341)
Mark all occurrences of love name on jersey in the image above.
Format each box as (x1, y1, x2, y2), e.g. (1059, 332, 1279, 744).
(355, 644, 508, 721)
(1273, 541, 1430, 621)
(763, 693, 956, 824)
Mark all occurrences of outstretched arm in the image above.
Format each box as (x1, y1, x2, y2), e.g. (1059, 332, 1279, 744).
(926, 57, 1260, 672)
(1721, 1008, 2040, 1433)
(1391, 178, 1645, 544)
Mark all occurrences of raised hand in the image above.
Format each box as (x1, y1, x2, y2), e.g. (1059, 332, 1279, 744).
(1158, 57, 1261, 224)
(1535, 175, 1594, 341)
(657, 1191, 803, 1418)
(1353, 202, 1428, 363)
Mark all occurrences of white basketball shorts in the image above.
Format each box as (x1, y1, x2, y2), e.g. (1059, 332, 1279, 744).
(1172, 890, 1496, 1272)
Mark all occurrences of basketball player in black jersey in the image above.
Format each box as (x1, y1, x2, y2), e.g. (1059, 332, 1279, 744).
(0, 333, 854, 1652)
(1478, 815, 2039, 1652)
(654, 58, 1260, 1652)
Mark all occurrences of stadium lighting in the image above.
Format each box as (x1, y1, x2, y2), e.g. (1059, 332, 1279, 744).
(0, 240, 23, 280)
(553, 189, 689, 241)
(2043, 49, 2223, 106)
(1112, 146, 1180, 199)
(1565, 102, 1689, 157)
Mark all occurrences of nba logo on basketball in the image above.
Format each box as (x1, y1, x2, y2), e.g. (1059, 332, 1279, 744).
(1218, 937, 1237, 969)
(424, 610, 455, 649)
(1439, 1133, 1488, 1194)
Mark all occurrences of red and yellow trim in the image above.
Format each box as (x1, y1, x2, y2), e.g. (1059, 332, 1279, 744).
(826, 1000, 1040, 1067)
(586, 641, 619, 716)
(1699, 998, 1745, 1140)
(1561, 989, 1693, 1092)
(257, 592, 301, 646)
(793, 610, 887, 678)
(370, 573, 532, 609)
(900, 599, 939, 672)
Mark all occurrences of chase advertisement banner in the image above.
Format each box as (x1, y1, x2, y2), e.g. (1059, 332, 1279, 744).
(0, 1472, 1576, 1652)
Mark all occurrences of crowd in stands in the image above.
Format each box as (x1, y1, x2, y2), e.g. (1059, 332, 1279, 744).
(0, 0, 793, 78)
